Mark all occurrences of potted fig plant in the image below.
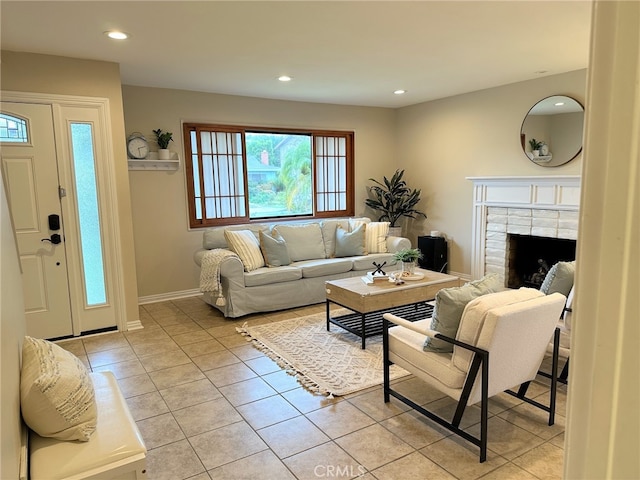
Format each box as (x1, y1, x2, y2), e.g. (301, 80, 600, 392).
(153, 129, 173, 160)
(365, 169, 427, 236)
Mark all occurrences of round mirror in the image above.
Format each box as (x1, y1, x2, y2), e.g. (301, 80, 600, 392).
(520, 95, 584, 167)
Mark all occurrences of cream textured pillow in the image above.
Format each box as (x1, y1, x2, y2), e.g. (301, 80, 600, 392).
(365, 221, 389, 253)
(21, 336, 97, 441)
(350, 220, 389, 253)
(224, 229, 265, 272)
(451, 287, 544, 372)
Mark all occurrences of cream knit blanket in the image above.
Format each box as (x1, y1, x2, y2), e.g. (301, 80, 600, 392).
(200, 249, 238, 306)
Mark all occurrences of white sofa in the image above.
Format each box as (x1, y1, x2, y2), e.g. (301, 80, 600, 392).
(194, 217, 411, 317)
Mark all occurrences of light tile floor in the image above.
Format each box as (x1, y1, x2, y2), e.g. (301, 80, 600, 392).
(57, 296, 566, 480)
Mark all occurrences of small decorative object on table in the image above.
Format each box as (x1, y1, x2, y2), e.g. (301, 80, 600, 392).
(388, 272, 405, 285)
(153, 128, 174, 160)
(366, 261, 389, 283)
(393, 248, 423, 277)
(371, 261, 387, 275)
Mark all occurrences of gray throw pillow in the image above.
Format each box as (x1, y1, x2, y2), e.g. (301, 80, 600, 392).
(334, 224, 367, 257)
(424, 273, 504, 353)
(259, 230, 291, 267)
(540, 261, 575, 296)
(320, 219, 350, 258)
(272, 223, 326, 261)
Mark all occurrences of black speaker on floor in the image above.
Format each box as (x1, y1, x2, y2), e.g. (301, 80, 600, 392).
(418, 236, 448, 273)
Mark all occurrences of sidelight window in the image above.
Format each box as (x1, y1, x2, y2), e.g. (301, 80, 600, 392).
(69, 123, 107, 306)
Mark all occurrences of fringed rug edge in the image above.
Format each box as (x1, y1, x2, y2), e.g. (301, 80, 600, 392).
(236, 322, 337, 398)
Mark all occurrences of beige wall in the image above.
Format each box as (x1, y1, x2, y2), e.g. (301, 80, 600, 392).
(1, 51, 140, 324)
(0, 174, 26, 479)
(550, 112, 584, 162)
(124, 71, 586, 298)
(396, 69, 586, 277)
(122, 86, 396, 297)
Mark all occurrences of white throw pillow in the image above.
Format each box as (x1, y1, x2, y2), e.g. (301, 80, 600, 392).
(224, 229, 265, 272)
(451, 287, 544, 372)
(365, 221, 389, 253)
(350, 219, 389, 253)
(349, 219, 390, 253)
(21, 336, 97, 441)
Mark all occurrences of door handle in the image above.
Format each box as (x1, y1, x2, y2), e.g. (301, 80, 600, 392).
(41, 234, 62, 245)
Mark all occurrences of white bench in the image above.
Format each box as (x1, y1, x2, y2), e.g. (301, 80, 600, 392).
(28, 371, 147, 480)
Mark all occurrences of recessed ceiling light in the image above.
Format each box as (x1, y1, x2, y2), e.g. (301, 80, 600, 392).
(105, 31, 129, 40)
(394, 90, 406, 95)
(555, 102, 565, 106)
(278, 75, 292, 82)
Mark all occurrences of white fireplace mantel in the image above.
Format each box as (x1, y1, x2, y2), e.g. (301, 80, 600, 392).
(467, 176, 581, 281)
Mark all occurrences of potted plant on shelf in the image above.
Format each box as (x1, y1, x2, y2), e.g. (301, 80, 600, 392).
(528, 138, 543, 157)
(153, 129, 173, 160)
(365, 169, 427, 236)
(393, 247, 423, 276)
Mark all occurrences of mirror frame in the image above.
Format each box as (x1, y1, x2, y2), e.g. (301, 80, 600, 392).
(520, 95, 585, 167)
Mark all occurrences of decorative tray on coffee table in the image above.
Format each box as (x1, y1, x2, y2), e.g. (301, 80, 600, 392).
(393, 271, 425, 281)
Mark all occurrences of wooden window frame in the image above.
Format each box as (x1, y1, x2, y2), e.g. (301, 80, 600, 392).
(184, 123, 355, 228)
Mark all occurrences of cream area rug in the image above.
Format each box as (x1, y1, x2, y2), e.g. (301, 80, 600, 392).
(237, 311, 410, 397)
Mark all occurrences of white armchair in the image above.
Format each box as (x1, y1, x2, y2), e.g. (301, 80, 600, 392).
(540, 285, 574, 384)
(382, 288, 566, 462)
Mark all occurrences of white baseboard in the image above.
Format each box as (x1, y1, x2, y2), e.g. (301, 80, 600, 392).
(127, 320, 144, 331)
(449, 270, 472, 282)
(138, 288, 202, 305)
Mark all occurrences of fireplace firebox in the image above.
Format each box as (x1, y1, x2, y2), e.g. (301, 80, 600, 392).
(507, 234, 576, 289)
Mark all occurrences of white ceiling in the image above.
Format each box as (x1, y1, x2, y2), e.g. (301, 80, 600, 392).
(1, 1, 593, 108)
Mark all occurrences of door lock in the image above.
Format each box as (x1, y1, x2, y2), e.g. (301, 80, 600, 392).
(41, 234, 62, 245)
(48, 214, 61, 231)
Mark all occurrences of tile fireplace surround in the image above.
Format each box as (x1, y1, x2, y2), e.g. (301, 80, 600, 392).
(467, 176, 581, 283)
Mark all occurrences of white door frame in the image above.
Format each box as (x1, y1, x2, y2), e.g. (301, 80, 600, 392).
(2, 90, 128, 335)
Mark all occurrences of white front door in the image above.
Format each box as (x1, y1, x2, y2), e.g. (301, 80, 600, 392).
(1, 102, 73, 338)
(2, 97, 122, 339)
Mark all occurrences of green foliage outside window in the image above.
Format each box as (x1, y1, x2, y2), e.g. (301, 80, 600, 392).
(246, 133, 312, 217)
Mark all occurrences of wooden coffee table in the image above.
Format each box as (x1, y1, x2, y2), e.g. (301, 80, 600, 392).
(325, 268, 461, 348)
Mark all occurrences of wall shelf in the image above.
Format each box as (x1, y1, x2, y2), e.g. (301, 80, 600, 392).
(526, 152, 553, 163)
(128, 151, 180, 171)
